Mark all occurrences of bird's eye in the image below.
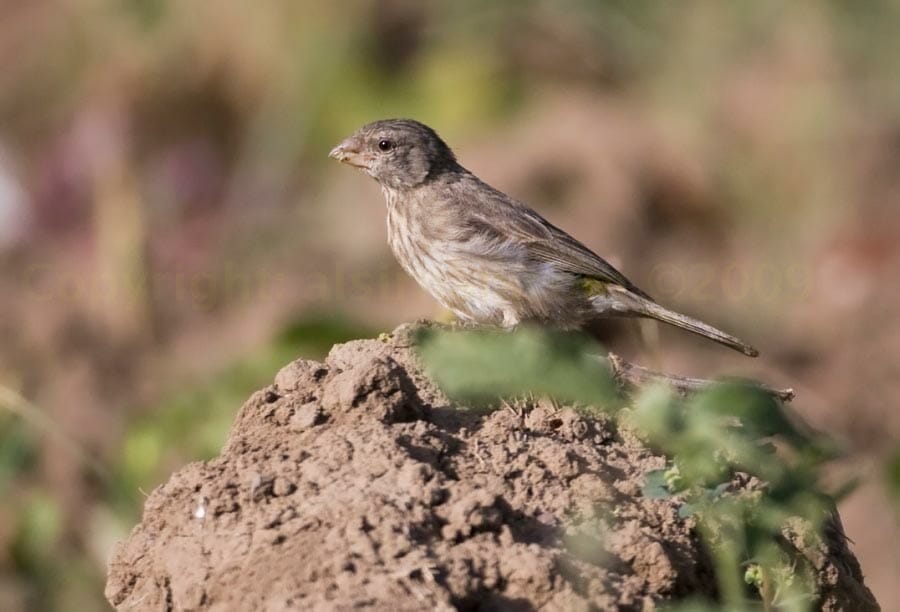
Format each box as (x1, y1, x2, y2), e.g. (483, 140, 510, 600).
(378, 139, 394, 152)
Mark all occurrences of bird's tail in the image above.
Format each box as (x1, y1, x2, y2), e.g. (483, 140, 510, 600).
(593, 288, 759, 357)
(637, 296, 758, 357)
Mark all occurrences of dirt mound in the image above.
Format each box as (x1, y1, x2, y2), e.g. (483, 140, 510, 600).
(105, 325, 877, 611)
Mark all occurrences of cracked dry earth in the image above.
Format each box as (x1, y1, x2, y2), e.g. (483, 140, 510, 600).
(106, 325, 877, 611)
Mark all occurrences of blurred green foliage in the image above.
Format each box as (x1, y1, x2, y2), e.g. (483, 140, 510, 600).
(887, 449, 900, 515)
(633, 385, 842, 610)
(0, 413, 38, 498)
(418, 328, 846, 611)
(417, 326, 618, 408)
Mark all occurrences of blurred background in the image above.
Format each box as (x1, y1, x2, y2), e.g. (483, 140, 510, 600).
(1, 0, 899, 609)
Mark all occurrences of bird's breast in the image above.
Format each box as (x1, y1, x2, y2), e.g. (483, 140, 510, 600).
(386, 202, 437, 282)
(382, 194, 585, 327)
(385, 200, 483, 316)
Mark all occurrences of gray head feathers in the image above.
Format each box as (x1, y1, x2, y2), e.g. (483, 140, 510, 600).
(329, 119, 458, 189)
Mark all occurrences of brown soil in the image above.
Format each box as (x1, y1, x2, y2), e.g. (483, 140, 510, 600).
(105, 325, 878, 611)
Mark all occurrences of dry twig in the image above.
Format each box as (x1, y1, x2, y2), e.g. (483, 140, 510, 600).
(603, 353, 795, 402)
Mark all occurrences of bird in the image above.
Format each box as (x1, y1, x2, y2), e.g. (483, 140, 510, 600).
(329, 119, 758, 357)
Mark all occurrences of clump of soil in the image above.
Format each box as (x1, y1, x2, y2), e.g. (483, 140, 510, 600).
(105, 325, 878, 610)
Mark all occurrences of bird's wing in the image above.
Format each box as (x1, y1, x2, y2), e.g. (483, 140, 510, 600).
(519, 211, 653, 299)
(462, 182, 652, 298)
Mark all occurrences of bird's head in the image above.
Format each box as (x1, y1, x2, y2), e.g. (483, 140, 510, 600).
(329, 119, 457, 189)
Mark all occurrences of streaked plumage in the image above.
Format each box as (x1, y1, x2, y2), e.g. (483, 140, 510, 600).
(329, 119, 758, 357)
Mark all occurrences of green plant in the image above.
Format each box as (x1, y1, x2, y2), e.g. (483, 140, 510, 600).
(417, 326, 848, 611)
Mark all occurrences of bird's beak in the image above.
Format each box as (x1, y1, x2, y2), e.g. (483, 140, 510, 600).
(328, 138, 369, 169)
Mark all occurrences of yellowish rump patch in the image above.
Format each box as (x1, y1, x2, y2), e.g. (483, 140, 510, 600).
(580, 277, 609, 296)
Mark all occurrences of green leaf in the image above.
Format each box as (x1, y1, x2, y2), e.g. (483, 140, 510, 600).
(886, 449, 900, 510)
(415, 327, 618, 407)
(711, 482, 731, 499)
(642, 469, 672, 499)
(677, 503, 697, 519)
(691, 383, 801, 441)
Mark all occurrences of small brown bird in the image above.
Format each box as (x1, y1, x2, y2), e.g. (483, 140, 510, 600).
(330, 119, 758, 357)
